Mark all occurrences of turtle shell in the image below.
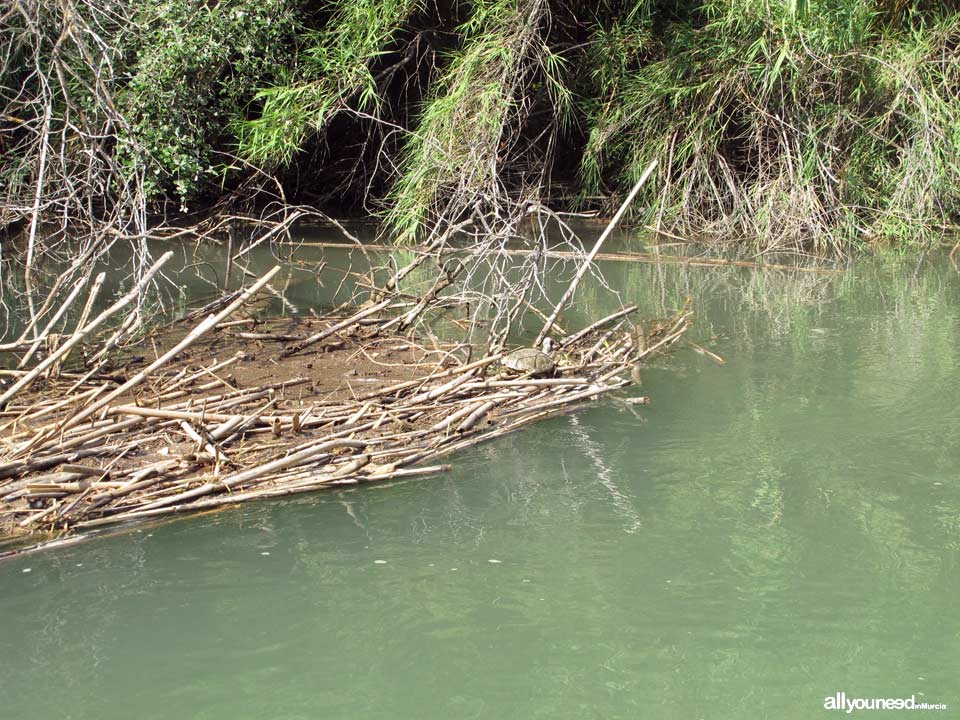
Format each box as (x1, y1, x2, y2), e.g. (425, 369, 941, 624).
(501, 347, 555, 374)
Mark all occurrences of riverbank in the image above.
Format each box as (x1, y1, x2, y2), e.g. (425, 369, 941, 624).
(5, 1, 959, 267)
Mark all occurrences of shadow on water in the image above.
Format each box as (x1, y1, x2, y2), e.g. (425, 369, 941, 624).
(1, 229, 958, 719)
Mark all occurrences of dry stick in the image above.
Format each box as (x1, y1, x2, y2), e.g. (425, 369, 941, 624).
(398, 397, 580, 466)
(356, 352, 504, 402)
(430, 399, 489, 433)
(17, 275, 88, 368)
(116, 474, 198, 504)
(14, 380, 263, 447)
(211, 398, 279, 445)
(594, 315, 692, 385)
(234, 452, 378, 492)
(381, 231, 446, 295)
(57, 464, 107, 478)
(11, 415, 146, 462)
(115, 481, 218, 514)
(635, 312, 692, 362)
(44, 386, 585, 525)
(0, 445, 120, 482)
(1, 472, 83, 502)
(23, 480, 107, 495)
(77, 312, 139, 374)
(456, 400, 498, 433)
(496, 383, 615, 420)
(0, 252, 174, 410)
(0, 342, 35, 354)
(385, 219, 472, 294)
(235, 264, 299, 316)
(136, 438, 369, 512)
(3, 386, 109, 445)
(181, 289, 244, 323)
(4, 313, 689, 539)
(230, 332, 301, 342)
(688, 341, 725, 365)
(178, 421, 232, 468)
(459, 377, 588, 389)
(209, 416, 246, 443)
(166, 390, 261, 422)
(403, 371, 478, 406)
(225, 221, 235, 288)
(560, 306, 638, 349)
(53, 445, 138, 523)
(384, 265, 459, 332)
(163, 379, 306, 413)
(394, 386, 560, 464)
(506, 248, 843, 274)
(201, 456, 379, 497)
(162, 367, 198, 394)
(536, 158, 659, 347)
(19, 501, 60, 529)
(0, 386, 102, 434)
(295, 241, 843, 275)
(107, 405, 291, 426)
(59, 271, 105, 369)
(22, 103, 52, 331)
(280, 298, 394, 358)
(160, 352, 243, 393)
(16, 355, 262, 465)
(581, 328, 619, 365)
(346, 402, 373, 426)
(12, 242, 109, 350)
(83, 460, 182, 514)
(73, 465, 452, 529)
(37, 265, 281, 443)
(150, 378, 228, 406)
(231, 209, 305, 259)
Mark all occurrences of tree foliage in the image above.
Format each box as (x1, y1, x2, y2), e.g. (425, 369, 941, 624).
(120, 0, 301, 202)
(2, 0, 959, 252)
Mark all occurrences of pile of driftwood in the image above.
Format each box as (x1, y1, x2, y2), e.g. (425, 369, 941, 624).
(0, 257, 690, 547)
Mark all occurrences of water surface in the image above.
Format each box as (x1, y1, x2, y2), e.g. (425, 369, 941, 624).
(1, 238, 958, 719)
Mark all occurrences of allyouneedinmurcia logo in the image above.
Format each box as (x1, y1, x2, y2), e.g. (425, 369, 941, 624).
(824, 692, 948, 713)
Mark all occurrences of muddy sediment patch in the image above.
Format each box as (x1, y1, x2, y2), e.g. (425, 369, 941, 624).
(0, 299, 689, 555)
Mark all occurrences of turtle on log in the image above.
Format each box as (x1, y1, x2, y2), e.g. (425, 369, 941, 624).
(499, 337, 555, 377)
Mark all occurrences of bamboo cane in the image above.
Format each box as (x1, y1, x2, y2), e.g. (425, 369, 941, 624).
(0, 252, 174, 410)
(536, 160, 658, 346)
(39, 266, 281, 441)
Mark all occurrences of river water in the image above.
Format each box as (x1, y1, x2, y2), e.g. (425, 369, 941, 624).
(1, 232, 958, 718)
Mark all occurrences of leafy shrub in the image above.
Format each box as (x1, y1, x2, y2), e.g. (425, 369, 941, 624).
(120, 0, 301, 203)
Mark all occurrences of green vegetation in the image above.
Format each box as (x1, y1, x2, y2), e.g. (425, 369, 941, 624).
(121, 0, 300, 203)
(234, 0, 421, 169)
(2, 0, 959, 252)
(580, 0, 960, 251)
(384, 0, 565, 241)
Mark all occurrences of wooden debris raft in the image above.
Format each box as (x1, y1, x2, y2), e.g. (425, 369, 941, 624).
(0, 267, 690, 547)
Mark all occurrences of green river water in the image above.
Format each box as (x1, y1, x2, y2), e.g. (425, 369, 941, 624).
(1, 234, 958, 719)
